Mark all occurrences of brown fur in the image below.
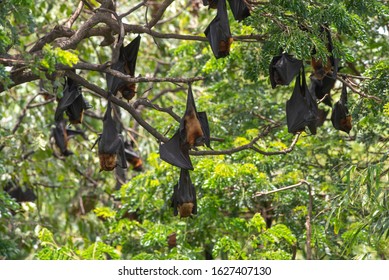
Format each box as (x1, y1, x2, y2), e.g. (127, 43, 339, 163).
(178, 202, 194, 218)
(120, 83, 136, 101)
(99, 153, 117, 171)
(129, 157, 143, 171)
(311, 57, 332, 80)
(69, 110, 83, 125)
(340, 115, 352, 133)
(219, 37, 233, 56)
(185, 110, 204, 148)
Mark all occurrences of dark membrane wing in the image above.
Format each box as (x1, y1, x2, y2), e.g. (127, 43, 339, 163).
(331, 83, 352, 133)
(179, 84, 198, 140)
(122, 35, 141, 76)
(202, 0, 217, 8)
(309, 74, 335, 107)
(52, 119, 72, 156)
(198, 111, 211, 148)
(204, 0, 232, 59)
(65, 93, 90, 124)
(227, 0, 250, 21)
(316, 108, 329, 127)
(269, 53, 303, 88)
(55, 77, 82, 122)
(106, 59, 126, 96)
(286, 71, 318, 134)
(159, 131, 194, 170)
(171, 169, 197, 217)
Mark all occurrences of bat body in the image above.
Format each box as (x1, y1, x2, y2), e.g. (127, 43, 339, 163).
(160, 85, 211, 170)
(95, 101, 127, 171)
(203, 0, 217, 9)
(124, 140, 143, 171)
(227, 0, 250, 21)
(55, 76, 91, 124)
(180, 85, 211, 149)
(286, 68, 319, 134)
(311, 24, 339, 80)
(269, 53, 303, 88)
(106, 35, 141, 101)
(204, 0, 232, 59)
(52, 119, 72, 157)
(171, 169, 197, 218)
(309, 74, 335, 107)
(331, 83, 352, 133)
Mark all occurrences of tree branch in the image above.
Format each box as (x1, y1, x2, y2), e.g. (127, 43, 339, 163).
(146, 0, 174, 29)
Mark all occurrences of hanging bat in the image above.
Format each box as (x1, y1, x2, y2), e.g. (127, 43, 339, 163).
(159, 85, 211, 169)
(106, 35, 141, 101)
(286, 67, 319, 134)
(309, 74, 335, 107)
(51, 118, 86, 157)
(269, 53, 303, 89)
(180, 84, 211, 149)
(331, 83, 352, 133)
(204, 0, 233, 59)
(124, 140, 143, 172)
(227, 0, 250, 21)
(171, 168, 197, 218)
(4, 181, 36, 203)
(54, 76, 91, 124)
(311, 24, 339, 80)
(93, 100, 127, 171)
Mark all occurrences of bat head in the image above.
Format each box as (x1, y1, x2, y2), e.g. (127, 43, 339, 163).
(99, 153, 117, 171)
(178, 202, 195, 218)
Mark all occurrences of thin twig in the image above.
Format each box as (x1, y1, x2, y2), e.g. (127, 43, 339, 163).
(338, 76, 382, 102)
(253, 179, 309, 197)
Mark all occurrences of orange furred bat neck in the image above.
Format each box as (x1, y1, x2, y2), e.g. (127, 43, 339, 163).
(184, 109, 204, 148)
(311, 57, 332, 80)
(99, 153, 117, 171)
(178, 202, 194, 218)
(219, 37, 233, 56)
(340, 115, 352, 133)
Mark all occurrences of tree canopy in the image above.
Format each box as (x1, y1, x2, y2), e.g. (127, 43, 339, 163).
(0, 0, 388, 260)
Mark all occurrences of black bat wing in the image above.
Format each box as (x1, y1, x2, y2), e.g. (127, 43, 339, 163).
(204, 0, 232, 59)
(309, 74, 334, 107)
(106, 58, 127, 96)
(99, 101, 122, 155)
(270, 53, 303, 88)
(198, 111, 211, 148)
(171, 169, 197, 216)
(331, 83, 351, 133)
(286, 71, 318, 134)
(122, 35, 141, 76)
(179, 84, 198, 139)
(159, 130, 194, 170)
(55, 77, 82, 122)
(227, 0, 250, 21)
(52, 120, 72, 156)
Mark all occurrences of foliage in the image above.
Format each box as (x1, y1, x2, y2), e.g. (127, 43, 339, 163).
(0, 0, 388, 260)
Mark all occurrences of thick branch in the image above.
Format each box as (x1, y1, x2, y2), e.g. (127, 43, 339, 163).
(64, 70, 168, 142)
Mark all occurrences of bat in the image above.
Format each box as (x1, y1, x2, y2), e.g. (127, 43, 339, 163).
(286, 68, 319, 134)
(159, 85, 211, 169)
(309, 74, 335, 107)
(159, 130, 194, 170)
(227, 0, 250, 21)
(171, 168, 197, 218)
(106, 35, 141, 101)
(331, 83, 352, 133)
(51, 118, 86, 157)
(311, 24, 339, 80)
(93, 100, 127, 171)
(4, 181, 36, 203)
(54, 76, 91, 124)
(124, 140, 143, 171)
(180, 84, 211, 149)
(316, 108, 329, 127)
(204, 0, 233, 59)
(269, 53, 303, 89)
